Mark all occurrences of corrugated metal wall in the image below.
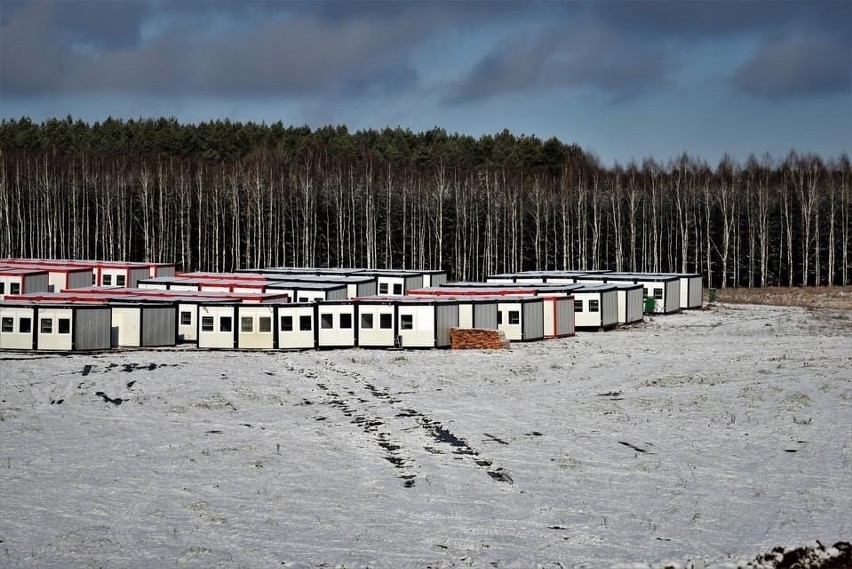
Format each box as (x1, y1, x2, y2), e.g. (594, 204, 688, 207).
(626, 288, 644, 323)
(142, 306, 177, 347)
(665, 281, 680, 313)
(27, 273, 50, 295)
(75, 308, 112, 350)
(522, 301, 544, 340)
(602, 290, 619, 327)
(556, 297, 575, 336)
(434, 304, 459, 347)
(473, 303, 498, 329)
(68, 271, 93, 289)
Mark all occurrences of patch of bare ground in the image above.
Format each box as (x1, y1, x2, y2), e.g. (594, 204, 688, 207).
(713, 286, 852, 311)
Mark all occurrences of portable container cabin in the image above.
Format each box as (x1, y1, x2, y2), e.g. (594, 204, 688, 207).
(146, 263, 177, 278)
(609, 283, 645, 325)
(644, 273, 702, 309)
(357, 270, 424, 296)
(195, 301, 308, 349)
(109, 301, 178, 348)
(274, 303, 318, 350)
(0, 268, 50, 299)
(235, 303, 277, 349)
(137, 276, 201, 291)
(0, 302, 111, 351)
(95, 264, 151, 288)
(266, 281, 349, 303)
(574, 273, 681, 314)
(495, 296, 545, 342)
(276, 274, 378, 299)
(354, 297, 459, 348)
(570, 284, 620, 329)
(316, 301, 358, 349)
(420, 270, 448, 287)
(240, 267, 366, 277)
(0, 262, 93, 292)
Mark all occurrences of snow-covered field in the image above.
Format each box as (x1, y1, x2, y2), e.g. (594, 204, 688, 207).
(1, 304, 850, 568)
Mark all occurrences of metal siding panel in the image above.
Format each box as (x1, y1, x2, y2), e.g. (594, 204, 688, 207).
(523, 301, 544, 340)
(142, 307, 176, 346)
(667, 281, 680, 313)
(75, 308, 111, 350)
(603, 291, 619, 327)
(473, 303, 498, 329)
(434, 304, 458, 347)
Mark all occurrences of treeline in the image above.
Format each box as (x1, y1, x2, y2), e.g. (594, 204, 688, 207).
(0, 116, 849, 287)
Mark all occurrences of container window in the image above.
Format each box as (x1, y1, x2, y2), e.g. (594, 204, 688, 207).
(589, 300, 599, 312)
(58, 318, 71, 334)
(0, 283, 4, 294)
(574, 300, 583, 312)
(497, 311, 503, 324)
(10, 283, 20, 295)
(180, 311, 192, 325)
(258, 317, 272, 333)
(19, 317, 31, 333)
(393, 283, 403, 295)
(379, 283, 388, 294)
(219, 317, 232, 332)
(299, 315, 312, 331)
(380, 314, 392, 329)
(281, 316, 293, 332)
(116, 275, 126, 287)
(400, 314, 413, 330)
(201, 316, 214, 331)
(103, 275, 112, 286)
(298, 297, 309, 303)
(508, 311, 520, 325)
(1, 317, 12, 333)
(321, 314, 333, 329)
(643, 288, 649, 298)
(40, 318, 52, 333)
(653, 288, 663, 300)
(241, 317, 253, 333)
(340, 313, 352, 329)
(361, 314, 373, 329)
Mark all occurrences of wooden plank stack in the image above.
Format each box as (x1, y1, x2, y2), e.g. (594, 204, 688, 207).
(450, 328, 510, 350)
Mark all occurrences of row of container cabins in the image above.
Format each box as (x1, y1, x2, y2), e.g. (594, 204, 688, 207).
(0, 260, 701, 353)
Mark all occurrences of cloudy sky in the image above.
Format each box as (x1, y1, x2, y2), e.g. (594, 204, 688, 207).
(1, 0, 850, 165)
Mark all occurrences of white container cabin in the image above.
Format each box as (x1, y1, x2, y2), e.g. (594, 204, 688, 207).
(270, 274, 378, 299)
(609, 283, 645, 325)
(0, 262, 93, 292)
(416, 285, 574, 339)
(643, 273, 703, 309)
(316, 301, 357, 349)
(274, 303, 318, 350)
(358, 270, 424, 296)
(0, 302, 111, 351)
(235, 304, 277, 349)
(96, 264, 151, 288)
(574, 273, 681, 314)
(0, 267, 50, 299)
(354, 297, 459, 348)
(109, 301, 178, 348)
(494, 296, 545, 341)
(571, 284, 620, 329)
(266, 281, 349, 303)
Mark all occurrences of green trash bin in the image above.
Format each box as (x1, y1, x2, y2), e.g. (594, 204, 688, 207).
(644, 297, 656, 313)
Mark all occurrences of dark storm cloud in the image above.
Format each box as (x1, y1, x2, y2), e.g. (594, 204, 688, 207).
(446, 25, 669, 103)
(1, 0, 849, 105)
(732, 34, 852, 100)
(0, 0, 430, 98)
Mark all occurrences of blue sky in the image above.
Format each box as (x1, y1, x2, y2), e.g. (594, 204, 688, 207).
(1, 0, 849, 166)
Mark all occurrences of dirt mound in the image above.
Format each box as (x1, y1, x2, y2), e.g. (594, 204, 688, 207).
(746, 541, 851, 569)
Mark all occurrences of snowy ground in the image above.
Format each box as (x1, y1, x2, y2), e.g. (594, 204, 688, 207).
(0, 303, 850, 568)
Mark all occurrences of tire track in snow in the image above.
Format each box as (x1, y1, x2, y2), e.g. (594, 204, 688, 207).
(285, 356, 513, 486)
